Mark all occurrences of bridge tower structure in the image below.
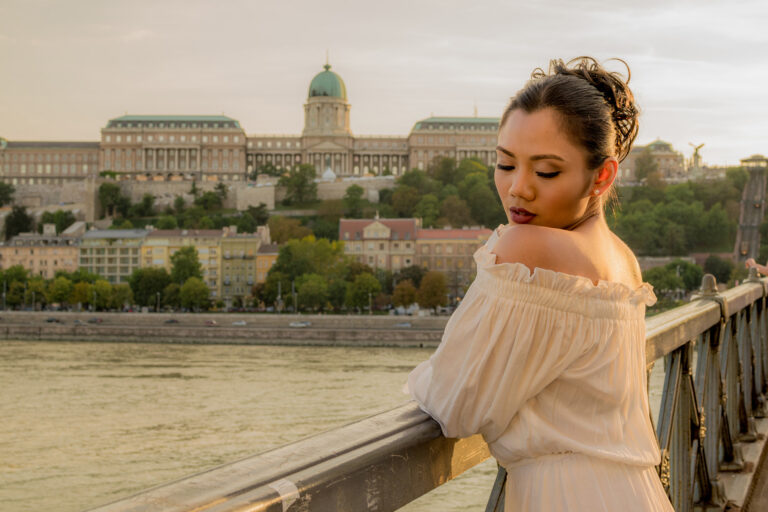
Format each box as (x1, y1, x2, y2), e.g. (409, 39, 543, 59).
(733, 154, 768, 263)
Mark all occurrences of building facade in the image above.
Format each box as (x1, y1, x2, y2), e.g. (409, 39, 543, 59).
(620, 140, 686, 183)
(0, 224, 79, 278)
(79, 229, 147, 284)
(220, 230, 264, 306)
(339, 217, 419, 271)
(2, 63, 500, 187)
(256, 243, 279, 284)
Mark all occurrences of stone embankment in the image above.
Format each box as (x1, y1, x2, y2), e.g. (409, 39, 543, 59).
(0, 312, 448, 347)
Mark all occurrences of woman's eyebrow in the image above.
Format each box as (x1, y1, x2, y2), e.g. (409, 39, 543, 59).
(496, 145, 565, 162)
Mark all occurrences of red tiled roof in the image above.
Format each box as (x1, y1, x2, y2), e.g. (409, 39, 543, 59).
(339, 218, 418, 241)
(257, 243, 279, 254)
(417, 228, 492, 240)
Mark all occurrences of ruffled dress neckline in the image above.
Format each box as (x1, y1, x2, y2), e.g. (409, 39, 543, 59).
(475, 227, 657, 308)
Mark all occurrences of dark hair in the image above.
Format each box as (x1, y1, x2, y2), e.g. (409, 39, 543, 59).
(501, 56, 639, 168)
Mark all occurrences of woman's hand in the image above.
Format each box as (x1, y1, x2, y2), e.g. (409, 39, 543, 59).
(746, 258, 757, 268)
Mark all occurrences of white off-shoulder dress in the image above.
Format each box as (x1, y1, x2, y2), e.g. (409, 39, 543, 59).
(408, 229, 673, 511)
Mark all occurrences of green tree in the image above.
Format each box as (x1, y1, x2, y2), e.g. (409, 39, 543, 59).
(268, 216, 312, 244)
(271, 236, 347, 282)
(246, 203, 269, 225)
(38, 210, 76, 234)
(4, 205, 34, 240)
(215, 182, 228, 200)
(263, 270, 291, 307)
(413, 194, 440, 227)
(47, 276, 74, 305)
(439, 195, 474, 228)
(0, 182, 15, 207)
(642, 266, 684, 297)
(194, 191, 222, 211)
(98, 183, 122, 217)
(704, 255, 734, 285)
(391, 185, 420, 217)
(236, 212, 257, 233)
(279, 164, 318, 205)
(69, 281, 93, 307)
(397, 169, 439, 195)
(392, 279, 417, 307)
(343, 185, 366, 218)
(26, 278, 47, 309)
(4, 265, 29, 285)
(345, 272, 382, 311)
(129, 267, 172, 307)
(174, 195, 186, 214)
(156, 215, 178, 229)
(110, 284, 133, 310)
(395, 265, 425, 288)
(327, 278, 349, 311)
(428, 156, 458, 185)
(7, 281, 25, 308)
(417, 271, 448, 312)
(162, 283, 181, 309)
(180, 277, 210, 310)
(93, 279, 112, 310)
(170, 246, 203, 284)
(297, 273, 329, 311)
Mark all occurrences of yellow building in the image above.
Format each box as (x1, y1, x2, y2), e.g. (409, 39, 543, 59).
(256, 243, 279, 284)
(338, 217, 419, 271)
(142, 229, 223, 298)
(415, 227, 492, 298)
(220, 230, 264, 307)
(79, 229, 147, 284)
(0, 224, 79, 279)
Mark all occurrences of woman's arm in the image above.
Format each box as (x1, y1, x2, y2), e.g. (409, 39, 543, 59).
(745, 258, 768, 276)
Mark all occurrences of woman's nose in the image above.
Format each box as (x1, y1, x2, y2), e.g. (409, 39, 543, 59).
(509, 171, 534, 200)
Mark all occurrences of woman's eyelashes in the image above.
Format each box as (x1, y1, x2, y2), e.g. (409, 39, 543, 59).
(497, 164, 515, 171)
(536, 171, 560, 178)
(497, 163, 560, 179)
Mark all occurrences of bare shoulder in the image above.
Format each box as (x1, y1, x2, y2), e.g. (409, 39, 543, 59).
(610, 232, 644, 288)
(492, 224, 577, 272)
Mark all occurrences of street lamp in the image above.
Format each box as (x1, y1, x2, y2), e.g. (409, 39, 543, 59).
(156, 291, 161, 313)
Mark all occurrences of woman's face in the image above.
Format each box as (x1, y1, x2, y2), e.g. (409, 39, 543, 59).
(495, 108, 595, 229)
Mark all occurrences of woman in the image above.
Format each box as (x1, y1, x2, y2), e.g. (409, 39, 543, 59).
(408, 57, 673, 510)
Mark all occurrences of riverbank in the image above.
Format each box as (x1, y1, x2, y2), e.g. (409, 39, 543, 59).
(0, 312, 447, 347)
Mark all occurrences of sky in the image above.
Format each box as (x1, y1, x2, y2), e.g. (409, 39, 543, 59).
(1, 0, 767, 166)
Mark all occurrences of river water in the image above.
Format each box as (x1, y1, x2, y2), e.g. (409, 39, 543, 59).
(1, 340, 665, 512)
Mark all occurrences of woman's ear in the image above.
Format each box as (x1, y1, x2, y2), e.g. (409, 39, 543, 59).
(593, 157, 618, 193)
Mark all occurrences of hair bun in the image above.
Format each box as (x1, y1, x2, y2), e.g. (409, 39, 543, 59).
(546, 57, 639, 162)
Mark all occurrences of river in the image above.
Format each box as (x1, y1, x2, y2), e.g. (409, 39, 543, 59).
(0, 340, 665, 512)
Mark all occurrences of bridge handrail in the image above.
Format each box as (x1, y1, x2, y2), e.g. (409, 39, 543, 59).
(89, 272, 768, 512)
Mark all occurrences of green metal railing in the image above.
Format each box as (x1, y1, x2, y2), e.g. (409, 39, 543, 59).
(89, 270, 768, 512)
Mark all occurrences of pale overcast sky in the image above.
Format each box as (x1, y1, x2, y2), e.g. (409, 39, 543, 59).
(1, 0, 767, 166)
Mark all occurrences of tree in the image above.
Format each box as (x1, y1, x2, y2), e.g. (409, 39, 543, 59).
(417, 271, 448, 312)
(439, 195, 474, 228)
(4, 205, 34, 240)
(170, 246, 203, 284)
(345, 272, 382, 311)
(634, 147, 659, 183)
(236, 212, 257, 233)
(4, 265, 29, 285)
(69, 282, 93, 307)
(98, 183, 122, 217)
(428, 156, 458, 185)
(163, 283, 181, 309)
(297, 273, 329, 311)
(110, 284, 133, 310)
(129, 267, 172, 307)
(154, 215, 177, 229)
(0, 182, 15, 207)
(392, 279, 417, 307)
(395, 265, 425, 288)
(413, 194, 440, 227)
(246, 203, 269, 225)
(268, 216, 312, 244)
(271, 236, 347, 282)
(93, 279, 113, 310)
(642, 266, 684, 298)
(180, 277, 210, 310)
(215, 182, 228, 200)
(704, 255, 734, 285)
(391, 185, 420, 217)
(7, 281, 25, 308)
(25, 278, 47, 309)
(174, 195, 186, 214)
(38, 210, 76, 234)
(343, 185, 366, 218)
(279, 164, 318, 205)
(195, 191, 223, 211)
(47, 276, 74, 305)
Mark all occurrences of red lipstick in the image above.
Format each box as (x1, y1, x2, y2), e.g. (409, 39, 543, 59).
(510, 207, 536, 224)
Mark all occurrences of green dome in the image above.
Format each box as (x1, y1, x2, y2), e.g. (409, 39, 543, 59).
(308, 64, 347, 100)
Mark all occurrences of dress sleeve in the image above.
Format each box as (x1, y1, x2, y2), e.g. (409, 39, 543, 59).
(407, 279, 591, 443)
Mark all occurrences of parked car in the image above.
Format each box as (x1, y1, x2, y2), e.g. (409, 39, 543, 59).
(394, 322, 412, 328)
(289, 321, 312, 328)
(87, 318, 103, 324)
(232, 320, 247, 326)
(164, 318, 180, 324)
(45, 317, 62, 323)
(204, 320, 218, 327)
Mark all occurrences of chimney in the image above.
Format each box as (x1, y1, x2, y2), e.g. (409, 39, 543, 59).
(42, 223, 56, 236)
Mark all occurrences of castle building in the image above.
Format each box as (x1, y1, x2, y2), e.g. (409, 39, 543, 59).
(620, 140, 686, 183)
(1, 62, 500, 186)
